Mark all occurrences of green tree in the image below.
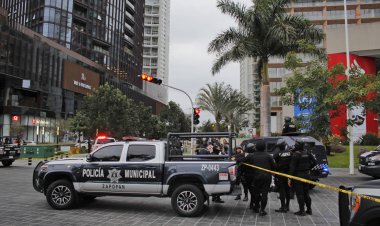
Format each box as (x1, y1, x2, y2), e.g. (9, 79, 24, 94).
(208, 0, 324, 136)
(158, 101, 191, 137)
(196, 82, 253, 132)
(70, 83, 137, 139)
(276, 53, 380, 142)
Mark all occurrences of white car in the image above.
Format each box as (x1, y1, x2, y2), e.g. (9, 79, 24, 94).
(92, 136, 116, 151)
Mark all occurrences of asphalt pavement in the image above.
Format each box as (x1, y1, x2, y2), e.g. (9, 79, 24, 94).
(0, 160, 373, 226)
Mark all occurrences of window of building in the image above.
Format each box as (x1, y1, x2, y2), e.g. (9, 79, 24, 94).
(127, 145, 156, 162)
(92, 145, 123, 162)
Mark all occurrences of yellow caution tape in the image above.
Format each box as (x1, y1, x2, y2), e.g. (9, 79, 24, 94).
(242, 162, 380, 204)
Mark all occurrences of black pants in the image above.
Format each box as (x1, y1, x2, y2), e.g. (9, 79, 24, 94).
(252, 174, 271, 211)
(244, 175, 255, 207)
(276, 176, 290, 208)
(293, 174, 311, 212)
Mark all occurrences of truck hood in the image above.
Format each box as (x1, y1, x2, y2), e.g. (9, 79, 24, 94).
(46, 158, 87, 165)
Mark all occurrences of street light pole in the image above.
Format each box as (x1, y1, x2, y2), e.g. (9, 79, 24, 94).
(343, 0, 354, 175)
(161, 83, 195, 153)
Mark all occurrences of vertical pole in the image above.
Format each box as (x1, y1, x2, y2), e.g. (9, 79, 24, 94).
(161, 84, 195, 154)
(343, 0, 354, 175)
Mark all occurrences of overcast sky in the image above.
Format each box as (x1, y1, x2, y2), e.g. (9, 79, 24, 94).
(168, 0, 253, 122)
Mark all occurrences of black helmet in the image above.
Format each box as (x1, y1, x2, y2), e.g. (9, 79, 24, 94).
(294, 139, 305, 150)
(255, 140, 266, 152)
(276, 138, 286, 150)
(284, 116, 292, 123)
(245, 143, 255, 153)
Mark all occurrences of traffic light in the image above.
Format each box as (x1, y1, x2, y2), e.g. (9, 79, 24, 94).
(193, 108, 200, 125)
(140, 74, 162, 85)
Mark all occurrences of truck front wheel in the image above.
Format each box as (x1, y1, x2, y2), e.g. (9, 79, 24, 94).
(1, 160, 13, 167)
(171, 184, 205, 217)
(46, 179, 77, 210)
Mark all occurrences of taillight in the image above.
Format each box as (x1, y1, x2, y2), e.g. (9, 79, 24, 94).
(351, 195, 361, 214)
(228, 165, 236, 181)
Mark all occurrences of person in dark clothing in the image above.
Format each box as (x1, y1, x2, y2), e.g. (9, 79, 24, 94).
(289, 140, 317, 216)
(242, 143, 256, 209)
(234, 146, 248, 201)
(273, 139, 292, 213)
(243, 140, 276, 216)
(282, 116, 297, 135)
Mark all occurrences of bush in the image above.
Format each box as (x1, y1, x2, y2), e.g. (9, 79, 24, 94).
(360, 134, 379, 146)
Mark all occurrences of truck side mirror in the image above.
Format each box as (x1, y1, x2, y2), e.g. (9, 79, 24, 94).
(86, 154, 93, 162)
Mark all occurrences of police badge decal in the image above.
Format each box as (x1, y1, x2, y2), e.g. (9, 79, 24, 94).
(107, 169, 122, 183)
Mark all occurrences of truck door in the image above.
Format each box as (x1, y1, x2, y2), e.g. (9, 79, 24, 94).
(78, 144, 124, 192)
(122, 144, 162, 194)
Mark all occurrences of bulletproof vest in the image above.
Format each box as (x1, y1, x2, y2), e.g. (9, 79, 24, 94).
(277, 149, 292, 172)
(295, 150, 312, 172)
(287, 123, 297, 132)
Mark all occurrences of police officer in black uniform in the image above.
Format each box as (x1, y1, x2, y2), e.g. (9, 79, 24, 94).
(289, 140, 317, 216)
(273, 139, 292, 213)
(282, 117, 297, 135)
(243, 140, 276, 216)
(234, 146, 248, 201)
(241, 143, 256, 209)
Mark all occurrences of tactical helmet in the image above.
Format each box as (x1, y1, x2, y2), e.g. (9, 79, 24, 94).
(294, 139, 305, 150)
(255, 140, 266, 152)
(276, 138, 286, 150)
(284, 116, 292, 123)
(245, 143, 255, 153)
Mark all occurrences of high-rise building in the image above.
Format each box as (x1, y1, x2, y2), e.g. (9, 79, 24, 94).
(0, 1, 167, 141)
(143, 0, 170, 104)
(241, 0, 380, 133)
(1, 0, 146, 89)
(239, 57, 260, 128)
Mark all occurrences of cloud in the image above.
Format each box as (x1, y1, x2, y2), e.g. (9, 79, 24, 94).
(168, 0, 253, 121)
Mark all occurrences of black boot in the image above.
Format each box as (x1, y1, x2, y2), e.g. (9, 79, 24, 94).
(243, 195, 248, 201)
(259, 210, 267, 216)
(294, 210, 306, 216)
(275, 207, 287, 213)
(306, 209, 312, 215)
(235, 195, 241, 200)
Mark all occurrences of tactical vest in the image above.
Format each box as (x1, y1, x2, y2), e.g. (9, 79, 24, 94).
(295, 150, 312, 172)
(277, 150, 292, 172)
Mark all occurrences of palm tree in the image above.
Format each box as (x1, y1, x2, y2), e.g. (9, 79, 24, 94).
(208, 0, 324, 136)
(197, 82, 253, 132)
(197, 82, 229, 131)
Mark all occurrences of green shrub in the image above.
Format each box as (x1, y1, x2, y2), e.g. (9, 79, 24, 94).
(360, 134, 379, 146)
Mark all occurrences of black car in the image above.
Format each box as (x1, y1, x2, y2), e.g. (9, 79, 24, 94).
(0, 136, 21, 167)
(241, 136, 329, 182)
(339, 180, 380, 226)
(358, 147, 380, 178)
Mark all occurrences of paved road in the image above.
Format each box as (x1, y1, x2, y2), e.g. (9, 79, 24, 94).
(0, 160, 373, 226)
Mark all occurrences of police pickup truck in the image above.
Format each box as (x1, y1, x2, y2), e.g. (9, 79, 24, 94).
(33, 132, 237, 217)
(0, 136, 21, 167)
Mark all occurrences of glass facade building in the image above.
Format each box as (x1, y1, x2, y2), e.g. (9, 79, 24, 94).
(0, 6, 165, 142)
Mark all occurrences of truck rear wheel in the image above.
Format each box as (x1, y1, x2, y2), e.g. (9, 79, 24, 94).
(46, 179, 77, 210)
(1, 160, 13, 167)
(171, 184, 205, 217)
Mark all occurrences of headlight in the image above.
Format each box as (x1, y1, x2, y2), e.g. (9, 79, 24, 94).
(40, 164, 48, 172)
(369, 155, 380, 162)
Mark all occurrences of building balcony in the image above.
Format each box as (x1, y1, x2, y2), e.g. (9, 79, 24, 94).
(124, 35, 134, 47)
(126, 0, 135, 13)
(125, 11, 135, 24)
(124, 22, 135, 36)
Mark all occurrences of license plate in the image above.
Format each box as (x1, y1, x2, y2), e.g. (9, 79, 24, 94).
(9, 156, 13, 159)
(219, 173, 228, 181)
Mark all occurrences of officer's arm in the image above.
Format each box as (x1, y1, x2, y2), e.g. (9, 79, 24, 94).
(269, 155, 277, 170)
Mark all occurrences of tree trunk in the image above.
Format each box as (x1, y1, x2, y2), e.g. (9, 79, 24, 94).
(260, 60, 271, 136)
(260, 84, 271, 136)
